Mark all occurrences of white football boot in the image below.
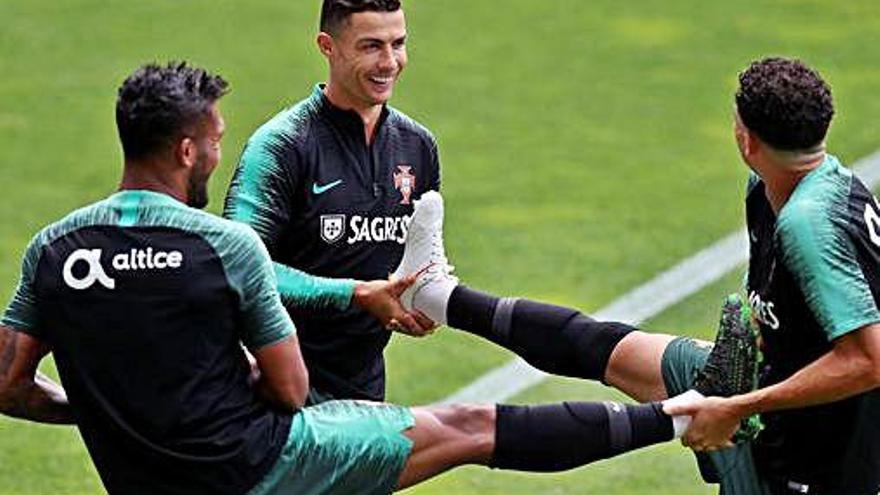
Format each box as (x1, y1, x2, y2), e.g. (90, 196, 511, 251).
(392, 191, 459, 324)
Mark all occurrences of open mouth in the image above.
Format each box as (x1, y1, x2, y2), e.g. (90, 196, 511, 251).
(368, 74, 396, 87)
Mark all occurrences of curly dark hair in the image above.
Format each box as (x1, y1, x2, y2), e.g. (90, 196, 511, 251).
(735, 57, 834, 151)
(115, 62, 228, 161)
(320, 0, 401, 35)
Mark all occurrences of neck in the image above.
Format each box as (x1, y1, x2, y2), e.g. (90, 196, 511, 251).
(323, 83, 384, 144)
(760, 152, 826, 213)
(118, 158, 187, 204)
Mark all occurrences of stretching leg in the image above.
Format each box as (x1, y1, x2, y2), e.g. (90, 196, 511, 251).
(397, 398, 682, 490)
(444, 286, 688, 401)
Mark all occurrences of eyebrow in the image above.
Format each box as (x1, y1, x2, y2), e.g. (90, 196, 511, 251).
(356, 33, 407, 45)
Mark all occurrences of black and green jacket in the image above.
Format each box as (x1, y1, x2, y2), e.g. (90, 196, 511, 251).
(746, 155, 880, 494)
(224, 85, 440, 401)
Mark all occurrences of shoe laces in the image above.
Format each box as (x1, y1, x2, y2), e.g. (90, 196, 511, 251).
(425, 228, 455, 276)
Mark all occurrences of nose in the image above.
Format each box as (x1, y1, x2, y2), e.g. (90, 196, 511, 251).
(377, 45, 398, 72)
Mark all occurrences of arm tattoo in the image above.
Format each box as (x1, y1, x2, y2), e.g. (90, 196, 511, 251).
(0, 331, 74, 424)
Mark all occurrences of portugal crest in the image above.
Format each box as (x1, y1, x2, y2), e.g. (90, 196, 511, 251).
(393, 165, 416, 205)
(320, 214, 346, 244)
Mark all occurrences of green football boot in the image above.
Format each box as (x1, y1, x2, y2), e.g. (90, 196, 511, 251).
(693, 293, 764, 443)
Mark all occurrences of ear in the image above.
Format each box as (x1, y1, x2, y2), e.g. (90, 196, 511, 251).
(317, 32, 334, 58)
(742, 128, 762, 158)
(734, 117, 757, 158)
(175, 137, 198, 170)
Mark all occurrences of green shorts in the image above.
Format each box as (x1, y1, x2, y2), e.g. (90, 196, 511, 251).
(661, 337, 773, 495)
(247, 400, 415, 495)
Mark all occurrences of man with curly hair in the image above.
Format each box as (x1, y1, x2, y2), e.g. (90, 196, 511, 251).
(395, 57, 880, 494)
(672, 57, 880, 495)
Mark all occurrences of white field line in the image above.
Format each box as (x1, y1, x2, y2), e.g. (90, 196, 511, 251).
(438, 150, 880, 405)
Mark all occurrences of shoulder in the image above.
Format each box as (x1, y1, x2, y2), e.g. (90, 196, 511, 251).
(779, 157, 851, 232)
(386, 106, 438, 148)
(14, 198, 116, 271)
(31, 199, 116, 249)
(777, 157, 853, 257)
(176, 207, 265, 250)
(245, 95, 320, 154)
(168, 208, 274, 283)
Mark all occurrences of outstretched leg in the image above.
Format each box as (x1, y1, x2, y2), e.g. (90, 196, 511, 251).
(397, 397, 684, 490)
(394, 191, 699, 402)
(248, 397, 699, 494)
(445, 286, 679, 401)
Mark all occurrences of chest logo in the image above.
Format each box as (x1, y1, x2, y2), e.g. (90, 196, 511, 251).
(313, 180, 343, 195)
(320, 214, 346, 243)
(393, 165, 416, 205)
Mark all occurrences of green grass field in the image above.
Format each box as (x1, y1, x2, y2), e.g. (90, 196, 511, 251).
(2, 1, 880, 493)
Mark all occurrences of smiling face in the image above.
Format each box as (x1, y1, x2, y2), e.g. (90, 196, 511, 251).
(319, 9, 407, 112)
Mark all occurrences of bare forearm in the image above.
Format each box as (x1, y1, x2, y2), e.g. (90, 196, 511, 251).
(669, 327, 880, 450)
(732, 346, 878, 416)
(250, 335, 309, 412)
(0, 372, 74, 424)
(254, 377, 303, 413)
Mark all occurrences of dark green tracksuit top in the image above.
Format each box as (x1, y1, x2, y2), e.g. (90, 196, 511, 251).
(225, 85, 441, 401)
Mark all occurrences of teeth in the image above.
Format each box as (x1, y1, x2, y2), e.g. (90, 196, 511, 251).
(370, 76, 394, 84)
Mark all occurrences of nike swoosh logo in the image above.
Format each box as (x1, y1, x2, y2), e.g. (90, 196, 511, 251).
(312, 180, 343, 195)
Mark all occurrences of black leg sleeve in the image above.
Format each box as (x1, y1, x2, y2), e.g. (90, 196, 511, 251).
(448, 286, 636, 380)
(491, 401, 673, 472)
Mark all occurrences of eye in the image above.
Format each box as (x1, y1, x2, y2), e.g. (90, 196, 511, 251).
(361, 41, 382, 52)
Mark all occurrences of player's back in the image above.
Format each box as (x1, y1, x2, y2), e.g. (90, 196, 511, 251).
(13, 190, 291, 495)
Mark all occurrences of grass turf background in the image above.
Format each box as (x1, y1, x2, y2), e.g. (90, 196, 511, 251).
(1, 1, 880, 493)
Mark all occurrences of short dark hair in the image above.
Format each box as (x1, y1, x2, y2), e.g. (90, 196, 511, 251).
(115, 62, 228, 161)
(735, 57, 834, 151)
(319, 0, 401, 35)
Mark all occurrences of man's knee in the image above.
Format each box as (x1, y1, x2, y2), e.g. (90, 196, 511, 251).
(409, 404, 496, 463)
(437, 404, 496, 435)
(605, 331, 677, 401)
(425, 404, 496, 459)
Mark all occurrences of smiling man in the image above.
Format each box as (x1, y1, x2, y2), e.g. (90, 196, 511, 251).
(224, 0, 441, 404)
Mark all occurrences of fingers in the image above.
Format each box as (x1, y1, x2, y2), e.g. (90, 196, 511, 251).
(686, 439, 735, 452)
(413, 310, 437, 331)
(680, 418, 738, 452)
(400, 313, 427, 335)
(663, 402, 698, 416)
(388, 264, 432, 284)
(388, 273, 418, 295)
(386, 314, 433, 337)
